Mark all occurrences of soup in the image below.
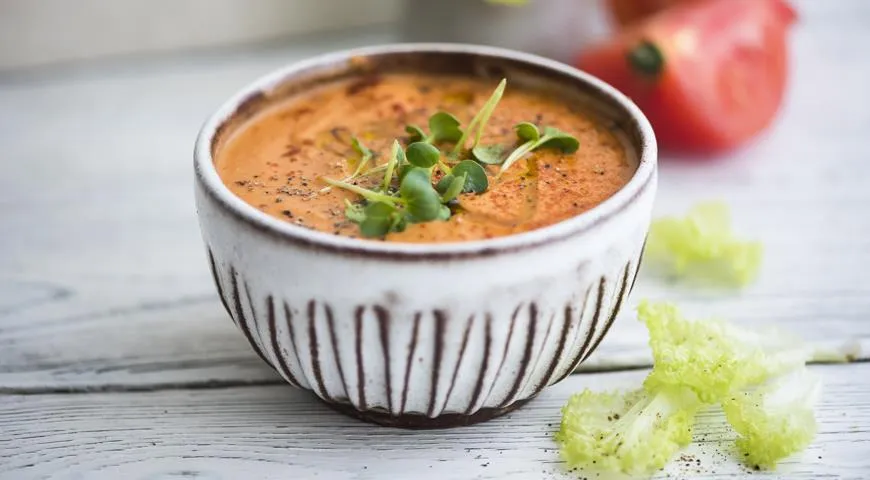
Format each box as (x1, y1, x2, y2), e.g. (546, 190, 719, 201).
(216, 74, 635, 243)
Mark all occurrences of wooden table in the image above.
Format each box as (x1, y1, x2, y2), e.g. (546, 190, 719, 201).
(2, 2, 869, 478)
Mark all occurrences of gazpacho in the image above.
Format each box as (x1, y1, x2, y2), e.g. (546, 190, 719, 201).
(216, 74, 635, 242)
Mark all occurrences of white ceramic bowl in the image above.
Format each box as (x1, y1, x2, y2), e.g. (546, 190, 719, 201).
(194, 44, 657, 428)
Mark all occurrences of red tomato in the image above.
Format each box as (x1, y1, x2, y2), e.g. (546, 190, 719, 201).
(606, 0, 702, 27)
(578, 0, 797, 153)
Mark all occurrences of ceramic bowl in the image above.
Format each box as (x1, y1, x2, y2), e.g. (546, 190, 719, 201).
(194, 44, 657, 428)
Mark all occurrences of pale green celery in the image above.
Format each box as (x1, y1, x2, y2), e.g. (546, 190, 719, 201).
(723, 369, 820, 470)
(557, 386, 701, 475)
(646, 202, 763, 286)
(638, 300, 814, 403)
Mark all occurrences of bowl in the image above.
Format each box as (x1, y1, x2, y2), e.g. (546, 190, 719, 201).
(194, 43, 657, 428)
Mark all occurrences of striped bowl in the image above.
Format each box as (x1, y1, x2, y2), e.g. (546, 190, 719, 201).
(194, 44, 657, 428)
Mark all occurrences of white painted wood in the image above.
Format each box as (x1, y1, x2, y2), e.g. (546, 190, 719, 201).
(1, 0, 870, 477)
(1, 364, 868, 480)
(2, 0, 870, 391)
(0, 0, 401, 70)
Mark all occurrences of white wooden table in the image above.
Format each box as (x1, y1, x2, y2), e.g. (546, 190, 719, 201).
(2, 2, 869, 478)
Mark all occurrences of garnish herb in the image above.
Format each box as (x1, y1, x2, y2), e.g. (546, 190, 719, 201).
(320, 78, 580, 238)
(381, 140, 403, 192)
(452, 78, 506, 155)
(406, 112, 463, 144)
(498, 123, 579, 177)
(319, 136, 377, 193)
(405, 142, 441, 168)
(451, 160, 488, 193)
(471, 144, 505, 165)
(438, 173, 468, 203)
(405, 113, 460, 174)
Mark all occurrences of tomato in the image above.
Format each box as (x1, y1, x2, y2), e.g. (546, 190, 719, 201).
(578, 0, 797, 153)
(606, 0, 702, 27)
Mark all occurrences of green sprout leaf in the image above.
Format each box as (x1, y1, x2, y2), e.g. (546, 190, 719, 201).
(405, 125, 427, 142)
(320, 136, 376, 193)
(399, 168, 443, 222)
(349, 137, 375, 178)
(437, 204, 452, 221)
(440, 173, 468, 203)
(498, 123, 580, 177)
(344, 199, 365, 223)
(515, 122, 540, 142)
(359, 202, 402, 238)
(397, 163, 415, 184)
(452, 160, 488, 193)
(351, 136, 373, 158)
(428, 112, 463, 143)
(453, 78, 507, 155)
(321, 177, 400, 205)
(472, 144, 505, 165)
(382, 140, 402, 192)
(435, 174, 453, 194)
(540, 126, 580, 153)
(406, 142, 441, 168)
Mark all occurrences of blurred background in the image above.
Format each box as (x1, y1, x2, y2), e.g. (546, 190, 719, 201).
(0, 0, 616, 71)
(0, 0, 402, 70)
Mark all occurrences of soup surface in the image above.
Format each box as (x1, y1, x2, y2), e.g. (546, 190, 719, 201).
(216, 74, 635, 243)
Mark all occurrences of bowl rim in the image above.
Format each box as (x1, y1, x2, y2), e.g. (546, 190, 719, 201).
(194, 42, 657, 261)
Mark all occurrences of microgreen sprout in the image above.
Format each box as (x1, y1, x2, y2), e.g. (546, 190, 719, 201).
(319, 136, 376, 193)
(359, 202, 406, 238)
(437, 173, 468, 203)
(428, 112, 464, 143)
(406, 112, 463, 144)
(452, 78, 507, 155)
(452, 160, 488, 193)
(322, 141, 460, 237)
(320, 79, 580, 238)
(321, 177, 400, 205)
(381, 140, 403, 192)
(405, 113, 460, 173)
(471, 144, 506, 165)
(497, 123, 579, 177)
(405, 142, 441, 168)
(399, 168, 443, 222)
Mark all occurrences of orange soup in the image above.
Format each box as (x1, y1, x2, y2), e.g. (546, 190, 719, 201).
(216, 74, 635, 243)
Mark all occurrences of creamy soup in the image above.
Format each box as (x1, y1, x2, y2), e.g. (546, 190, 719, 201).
(216, 74, 635, 243)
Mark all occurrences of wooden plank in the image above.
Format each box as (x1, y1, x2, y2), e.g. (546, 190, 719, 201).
(2, 0, 870, 391)
(1, 363, 868, 480)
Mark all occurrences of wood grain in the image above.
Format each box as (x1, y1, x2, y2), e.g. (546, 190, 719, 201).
(1, 0, 870, 478)
(1, 1, 869, 392)
(1, 364, 868, 480)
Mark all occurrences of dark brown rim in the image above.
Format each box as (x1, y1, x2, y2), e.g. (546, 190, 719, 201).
(194, 43, 657, 261)
(323, 396, 533, 429)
